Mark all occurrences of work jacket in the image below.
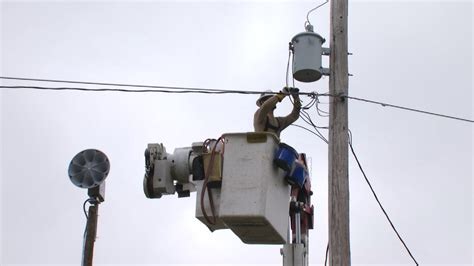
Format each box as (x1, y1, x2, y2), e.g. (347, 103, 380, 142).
(253, 95, 301, 138)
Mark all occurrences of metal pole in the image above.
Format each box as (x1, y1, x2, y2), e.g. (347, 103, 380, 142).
(295, 207, 301, 244)
(328, 0, 350, 265)
(83, 203, 99, 266)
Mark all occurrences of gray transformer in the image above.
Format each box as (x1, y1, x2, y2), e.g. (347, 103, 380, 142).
(291, 30, 327, 83)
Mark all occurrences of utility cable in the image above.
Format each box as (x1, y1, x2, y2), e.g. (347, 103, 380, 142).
(299, 109, 328, 142)
(285, 45, 292, 88)
(316, 100, 330, 117)
(82, 198, 96, 219)
(349, 139, 419, 265)
(299, 112, 327, 141)
(0, 85, 258, 95)
(0, 76, 226, 92)
(0, 85, 322, 96)
(290, 124, 328, 144)
(293, 116, 418, 265)
(83, 199, 89, 219)
(200, 137, 225, 225)
(1, 75, 472, 123)
(305, 0, 329, 28)
(288, 91, 329, 143)
(303, 92, 329, 117)
(345, 95, 473, 123)
(302, 97, 317, 110)
(0, 76, 317, 96)
(292, 73, 295, 89)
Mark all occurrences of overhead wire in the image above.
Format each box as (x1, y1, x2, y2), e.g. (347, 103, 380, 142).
(305, 0, 329, 28)
(316, 105, 329, 117)
(0, 76, 472, 123)
(302, 97, 317, 110)
(348, 135, 419, 265)
(299, 109, 327, 137)
(0, 84, 324, 96)
(0, 85, 262, 95)
(292, 71, 296, 89)
(344, 95, 473, 123)
(290, 124, 327, 144)
(286, 45, 292, 88)
(300, 110, 328, 141)
(287, 89, 329, 144)
(292, 109, 418, 265)
(315, 97, 330, 117)
(0, 76, 318, 96)
(302, 91, 329, 117)
(299, 96, 329, 139)
(1, 76, 226, 93)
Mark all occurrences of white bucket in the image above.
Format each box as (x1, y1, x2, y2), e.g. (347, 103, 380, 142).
(219, 132, 290, 244)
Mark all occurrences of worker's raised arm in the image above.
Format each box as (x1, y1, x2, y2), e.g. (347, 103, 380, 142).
(278, 93, 301, 131)
(256, 96, 278, 119)
(254, 91, 285, 124)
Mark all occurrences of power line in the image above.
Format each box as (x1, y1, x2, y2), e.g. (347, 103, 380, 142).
(305, 0, 329, 27)
(290, 123, 328, 144)
(0, 76, 227, 92)
(299, 110, 328, 143)
(289, 92, 329, 143)
(1, 76, 472, 123)
(349, 140, 419, 265)
(0, 86, 261, 95)
(292, 119, 418, 265)
(0, 76, 317, 96)
(345, 95, 473, 123)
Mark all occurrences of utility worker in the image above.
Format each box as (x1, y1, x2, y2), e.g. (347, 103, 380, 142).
(254, 87, 301, 138)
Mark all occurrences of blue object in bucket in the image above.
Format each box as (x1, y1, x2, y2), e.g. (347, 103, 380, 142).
(274, 143, 298, 172)
(287, 162, 307, 188)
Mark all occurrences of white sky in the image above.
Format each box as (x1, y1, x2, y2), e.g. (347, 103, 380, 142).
(1, 1, 472, 265)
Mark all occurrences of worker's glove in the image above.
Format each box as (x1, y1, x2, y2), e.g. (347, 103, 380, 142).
(289, 87, 299, 96)
(276, 87, 290, 102)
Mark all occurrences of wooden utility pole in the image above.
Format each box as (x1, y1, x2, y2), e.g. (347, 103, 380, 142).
(328, 0, 350, 265)
(83, 203, 99, 266)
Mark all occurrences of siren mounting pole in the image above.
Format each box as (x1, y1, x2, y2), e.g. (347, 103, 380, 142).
(82, 200, 99, 266)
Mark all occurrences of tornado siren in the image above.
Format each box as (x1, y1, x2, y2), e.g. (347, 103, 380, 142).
(291, 25, 328, 83)
(68, 149, 110, 202)
(68, 149, 110, 188)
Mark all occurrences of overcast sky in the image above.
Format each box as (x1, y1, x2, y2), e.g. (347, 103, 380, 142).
(1, 1, 472, 265)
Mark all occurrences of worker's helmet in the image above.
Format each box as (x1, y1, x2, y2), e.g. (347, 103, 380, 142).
(256, 90, 273, 106)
